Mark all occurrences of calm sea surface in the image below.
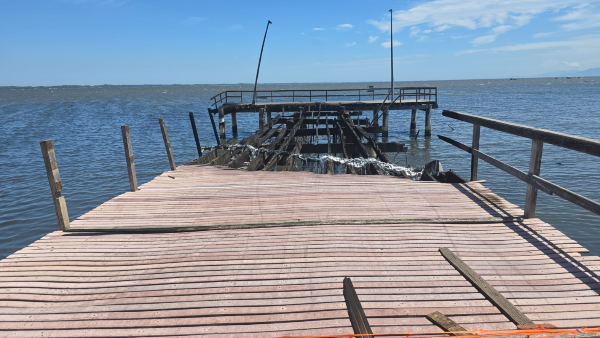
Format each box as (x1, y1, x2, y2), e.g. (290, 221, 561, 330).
(1, 78, 599, 259)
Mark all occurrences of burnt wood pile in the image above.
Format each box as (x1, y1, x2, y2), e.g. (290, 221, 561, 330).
(189, 107, 408, 176)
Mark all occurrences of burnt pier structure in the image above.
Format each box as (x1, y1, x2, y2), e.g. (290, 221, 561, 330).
(208, 86, 438, 139)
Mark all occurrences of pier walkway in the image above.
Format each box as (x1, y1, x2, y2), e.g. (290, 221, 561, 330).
(2, 165, 600, 337)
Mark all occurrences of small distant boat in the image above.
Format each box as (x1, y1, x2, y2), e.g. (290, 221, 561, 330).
(509, 77, 517, 80)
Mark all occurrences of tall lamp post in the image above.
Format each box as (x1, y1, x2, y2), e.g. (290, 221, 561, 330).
(390, 9, 394, 97)
(252, 20, 272, 105)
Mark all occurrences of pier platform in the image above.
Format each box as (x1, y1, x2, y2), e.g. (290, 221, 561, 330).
(2, 165, 600, 337)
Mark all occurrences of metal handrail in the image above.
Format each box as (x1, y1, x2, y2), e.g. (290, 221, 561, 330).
(210, 87, 437, 108)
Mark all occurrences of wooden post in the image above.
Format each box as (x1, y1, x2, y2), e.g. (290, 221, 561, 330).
(267, 110, 272, 123)
(40, 140, 70, 230)
(159, 118, 176, 171)
(281, 107, 285, 117)
(382, 108, 389, 137)
(218, 107, 226, 140)
(425, 105, 432, 137)
(524, 139, 543, 218)
(121, 125, 138, 192)
(372, 110, 379, 126)
(189, 112, 202, 159)
(471, 124, 480, 182)
(259, 108, 265, 129)
(410, 109, 417, 132)
(231, 112, 238, 136)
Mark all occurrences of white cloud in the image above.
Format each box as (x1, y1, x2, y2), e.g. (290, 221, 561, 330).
(313, 27, 325, 31)
(381, 40, 402, 48)
(458, 36, 600, 54)
(534, 32, 554, 38)
(472, 35, 497, 44)
(368, 36, 379, 43)
(368, 0, 589, 41)
(562, 61, 580, 67)
(492, 25, 513, 34)
(345, 42, 356, 47)
(337, 23, 353, 30)
(410, 26, 421, 38)
(553, 5, 600, 30)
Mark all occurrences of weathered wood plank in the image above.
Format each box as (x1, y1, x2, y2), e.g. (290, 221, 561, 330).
(524, 139, 543, 218)
(426, 311, 469, 335)
(439, 247, 534, 325)
(40, 140, 70, 230)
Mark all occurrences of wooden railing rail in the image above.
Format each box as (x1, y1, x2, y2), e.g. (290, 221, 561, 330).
(440, 110, 600, 218)
(209, 87, 437, 109)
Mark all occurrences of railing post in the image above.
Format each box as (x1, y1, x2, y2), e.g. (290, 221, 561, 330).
(259, 107, 265, 129)
(189, 112, 202, 159)
(382, 108, 389, 137)
(159, 118, 177, 171)
(218, 107, 226, 140)
(524, 139, 544, 218)
(40, 140, 70, 230)
(372, 110, 379, 126)
(231, 112, 238, 136)
(121, 125, 138, 192)
(471, 124, 481, 181)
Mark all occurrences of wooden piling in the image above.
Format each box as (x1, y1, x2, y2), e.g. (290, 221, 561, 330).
(120, 125, 138, 192)
(425, 105, 432, 137)
(524, 139, 543, 218)
(267, 110, 272, 123)
(231, 112, 238, 136)
(259, 108, 265, 130)
(159, 118, 177, 171)
(372, 110, 379, 126)
(189, 112, 202, 159)
(410, 109, 417, 132)
(218, 107, 226, 140)
(40, 140, 70, 230)
(471, 124, 480, 182)
(382, 108, 389, 137)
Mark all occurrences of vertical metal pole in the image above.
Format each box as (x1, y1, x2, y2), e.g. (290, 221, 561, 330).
(470, 124, 480, 181)
(189, 112, 202, 159)
(390, 9, 394, 97)
(40, 140, 70, 230)
(159, 118, 177, 171)
(252, 20, 272, 105)
(121, 125, 138, 192)
(524, 140, 544, 218)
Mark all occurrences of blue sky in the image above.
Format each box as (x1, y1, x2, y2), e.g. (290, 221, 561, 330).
(1, 0, 599, 86)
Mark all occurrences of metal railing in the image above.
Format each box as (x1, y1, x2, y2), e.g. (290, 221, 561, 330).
(209, 87, 437, 109)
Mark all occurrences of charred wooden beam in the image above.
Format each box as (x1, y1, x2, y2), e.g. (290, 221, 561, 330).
(294, 142, 405, 154)
(284, 137, 304, 171)
(353, 121, 391, 163)
(247, 127, 287, 171)
(263, 116, 304, 171)
(223, 115, 282, 168)
(338, 115, 370, 159)
(282, 118, 369, 126)
(325, 115, 333, 173)
(295, 126, 383, 137)
(343, 277, 373, 338)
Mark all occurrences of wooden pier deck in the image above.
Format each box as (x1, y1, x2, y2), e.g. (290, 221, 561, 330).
(2, 165, 600, 337)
